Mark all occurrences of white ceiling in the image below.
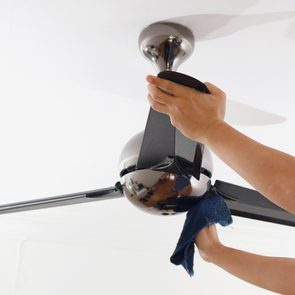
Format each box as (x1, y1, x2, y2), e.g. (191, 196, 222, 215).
(0, 0, 295, 294)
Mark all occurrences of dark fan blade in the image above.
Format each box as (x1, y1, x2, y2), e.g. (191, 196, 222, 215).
(137, 71, 209, 179)
(137, 107, 176, 169)
(213, 180, 295, 227)
(0, 185, 123, 215)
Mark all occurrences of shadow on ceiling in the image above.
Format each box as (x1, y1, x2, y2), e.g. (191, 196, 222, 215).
(165, 12, 295, 41)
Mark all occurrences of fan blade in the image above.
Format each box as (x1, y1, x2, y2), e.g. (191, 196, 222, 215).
(226, 100, 286, 126)
(137, 71, 208, 179)
(0, 186, 123, 215)
(137, 106, 175, 169)
(213, 180, 295, 227)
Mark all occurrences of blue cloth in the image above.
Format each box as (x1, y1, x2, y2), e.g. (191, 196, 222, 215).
(170, 193, 233, 276)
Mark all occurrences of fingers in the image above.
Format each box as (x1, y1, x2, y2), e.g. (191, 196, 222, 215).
(146, 75, 184, 96)
(148, 83, 174, 105)
(147, 95, 169, 114)
(146, 75, 225, 99)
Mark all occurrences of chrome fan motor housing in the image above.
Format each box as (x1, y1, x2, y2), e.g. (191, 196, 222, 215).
(119, 131, 213, 216)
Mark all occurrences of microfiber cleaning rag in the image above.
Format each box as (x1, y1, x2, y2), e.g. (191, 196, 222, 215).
(170, 193, 233, 276)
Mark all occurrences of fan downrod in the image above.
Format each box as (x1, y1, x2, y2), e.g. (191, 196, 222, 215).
(139, 22, 195, 73)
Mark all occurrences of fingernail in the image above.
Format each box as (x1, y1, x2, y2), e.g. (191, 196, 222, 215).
(146, 75, 156, 83)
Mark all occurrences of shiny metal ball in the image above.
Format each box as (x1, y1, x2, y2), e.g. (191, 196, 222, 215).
(119, 131, 213, 216)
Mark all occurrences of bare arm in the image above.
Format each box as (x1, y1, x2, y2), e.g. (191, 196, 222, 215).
(195, 225, 295, 295)
(146, 74, 295, 294)
(146, 75, 295, 214)
(205, 120, 295, 214)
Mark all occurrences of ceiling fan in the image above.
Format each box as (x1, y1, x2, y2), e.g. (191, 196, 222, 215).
(1, 22, 294, 228)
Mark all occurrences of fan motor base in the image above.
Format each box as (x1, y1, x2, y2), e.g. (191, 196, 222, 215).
(139, 22, 195, 72)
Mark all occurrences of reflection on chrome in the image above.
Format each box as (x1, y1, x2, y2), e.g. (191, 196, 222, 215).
(139, 22, 195, 72)
(121, 169, 209, 216)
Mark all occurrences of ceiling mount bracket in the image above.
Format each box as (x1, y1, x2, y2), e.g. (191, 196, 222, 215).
(139, 22, 195, 73)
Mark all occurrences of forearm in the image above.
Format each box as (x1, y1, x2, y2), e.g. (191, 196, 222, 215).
(204, 121, 295, 214)
(209, 244, 295, 295)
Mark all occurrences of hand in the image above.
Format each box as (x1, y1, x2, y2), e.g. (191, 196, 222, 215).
(194, 224, 223, 263)
(146, 75, 226, 144)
